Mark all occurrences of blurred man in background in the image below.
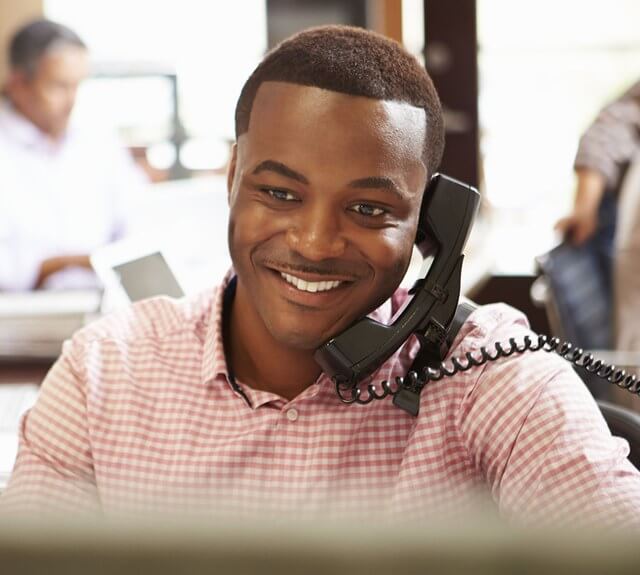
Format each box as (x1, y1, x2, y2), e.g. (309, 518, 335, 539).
(0, 19, 146, 291)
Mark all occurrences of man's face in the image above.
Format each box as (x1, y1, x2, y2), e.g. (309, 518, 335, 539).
(10, 45, 89, 138)
(228, 82, 427, 350)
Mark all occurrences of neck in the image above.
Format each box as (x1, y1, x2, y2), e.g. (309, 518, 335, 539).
(226, 280, 322, 401)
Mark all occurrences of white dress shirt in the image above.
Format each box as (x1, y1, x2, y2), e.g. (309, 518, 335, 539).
(0, 99, 146, 291)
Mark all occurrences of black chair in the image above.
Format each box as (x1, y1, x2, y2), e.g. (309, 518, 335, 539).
(531, 255, 640, 469)
(598, 399, 640, 470)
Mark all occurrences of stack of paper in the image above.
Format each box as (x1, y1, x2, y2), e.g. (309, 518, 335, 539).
(0, 290, 102, 359)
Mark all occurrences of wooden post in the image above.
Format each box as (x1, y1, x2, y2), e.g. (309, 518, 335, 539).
(0, 0, 44, 87)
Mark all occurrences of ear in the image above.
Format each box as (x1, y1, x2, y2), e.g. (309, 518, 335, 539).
(226, 143, 238, 205)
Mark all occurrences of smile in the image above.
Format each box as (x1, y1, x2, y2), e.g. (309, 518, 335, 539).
(280, 272, 343, 293)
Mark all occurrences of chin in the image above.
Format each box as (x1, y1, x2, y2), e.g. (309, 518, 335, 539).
(267, 317, 341, 351)
(272, 327, 327, 351)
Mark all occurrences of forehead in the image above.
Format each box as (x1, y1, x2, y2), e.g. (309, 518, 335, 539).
(36, 45, 88, 78)
(241, 81, 427, 172)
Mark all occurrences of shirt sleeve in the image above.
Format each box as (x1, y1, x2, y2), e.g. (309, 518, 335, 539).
(457, 306, 640, 527)
(0, 339, 100, 515)
(574, 80, 640, 189)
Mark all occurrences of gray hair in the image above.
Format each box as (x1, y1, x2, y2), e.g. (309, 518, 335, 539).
(9, 19, 86, 77)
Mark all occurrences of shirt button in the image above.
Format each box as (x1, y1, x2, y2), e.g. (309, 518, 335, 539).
(286, 408, 299, 422)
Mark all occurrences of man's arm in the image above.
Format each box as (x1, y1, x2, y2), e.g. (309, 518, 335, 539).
(457, 307, 640, 526)
(0, 340, 100, 515)
(556, 81, 640, 245)
(555, 168, 607, 244)
(34, 254, 92, 289)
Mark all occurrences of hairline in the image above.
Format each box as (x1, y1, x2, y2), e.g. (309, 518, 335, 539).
(14, 40, 87, 78)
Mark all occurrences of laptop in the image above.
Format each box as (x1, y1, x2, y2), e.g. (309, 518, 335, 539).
(90, 238, 185, 309)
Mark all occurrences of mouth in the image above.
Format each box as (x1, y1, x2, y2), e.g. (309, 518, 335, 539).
(262, 265, 357, 308)
(279, 271, 343, 293)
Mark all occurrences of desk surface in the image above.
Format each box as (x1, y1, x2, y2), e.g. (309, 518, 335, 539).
(1, 515, 639, 575)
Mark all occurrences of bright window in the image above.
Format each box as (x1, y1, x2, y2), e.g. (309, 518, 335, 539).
(478, 0, 640, 272)
(45, 0, 267, 172)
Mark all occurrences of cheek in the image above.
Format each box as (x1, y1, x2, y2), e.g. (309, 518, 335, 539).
(40, 87, 65, 114)
(227, 210, 254, 266)
(227, 200, 283, 265)
(358, 227, 415, 311)
(369, 227, 415, 278)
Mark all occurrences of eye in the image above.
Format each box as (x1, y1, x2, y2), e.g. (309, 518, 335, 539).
(349, 203, 387, 217)
(263, 188, 298, 202)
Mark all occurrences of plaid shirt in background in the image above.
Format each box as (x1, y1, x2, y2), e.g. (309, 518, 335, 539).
(574, 80, 640, 189)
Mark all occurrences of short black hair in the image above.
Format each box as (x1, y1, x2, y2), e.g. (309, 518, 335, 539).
(235, 25, 444, 176)
(9, 19, 86, 77)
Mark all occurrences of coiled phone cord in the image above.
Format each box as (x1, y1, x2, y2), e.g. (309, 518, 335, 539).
(334, 335, 640, 407)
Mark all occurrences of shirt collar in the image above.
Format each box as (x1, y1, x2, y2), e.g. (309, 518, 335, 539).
(201, 269, 236, 388)
(200, 269, 397, 391)
(0, 97, 68, 152)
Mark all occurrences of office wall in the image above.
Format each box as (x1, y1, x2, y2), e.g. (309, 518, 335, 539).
(0, 0, 43, 86)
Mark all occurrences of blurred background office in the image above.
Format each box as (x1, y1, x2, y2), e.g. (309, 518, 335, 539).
(3, 3, 640, 566)
(1, 1, 639, 392)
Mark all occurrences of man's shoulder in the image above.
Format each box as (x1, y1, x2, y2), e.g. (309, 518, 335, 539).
(455, 301, 530, 345)
(390, 288, 530, 344)
(69, 287, 220, 349)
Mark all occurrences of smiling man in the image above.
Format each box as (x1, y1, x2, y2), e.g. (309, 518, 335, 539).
(3, 26, 640, 525)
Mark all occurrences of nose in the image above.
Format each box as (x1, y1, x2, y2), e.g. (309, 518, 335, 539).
(285, 203, 347, 261)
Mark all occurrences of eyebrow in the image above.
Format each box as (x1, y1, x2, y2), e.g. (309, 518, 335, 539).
(348, 176, 406, 200)
(252, 161, 406, 200)
(252, 160, 309, 185)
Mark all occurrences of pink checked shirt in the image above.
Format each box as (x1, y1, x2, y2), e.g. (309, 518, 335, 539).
(3, 273, 640, 524)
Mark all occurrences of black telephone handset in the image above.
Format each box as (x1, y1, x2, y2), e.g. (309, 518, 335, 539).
(314, 173, 480, 387)
(315, 174, 640, 416)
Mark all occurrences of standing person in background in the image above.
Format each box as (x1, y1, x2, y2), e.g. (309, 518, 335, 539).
(555, 80, 640, 374)
(0, 19, 147, 291)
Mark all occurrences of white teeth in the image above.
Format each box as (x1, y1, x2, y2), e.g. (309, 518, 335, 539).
(280, 272, 343, 293)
